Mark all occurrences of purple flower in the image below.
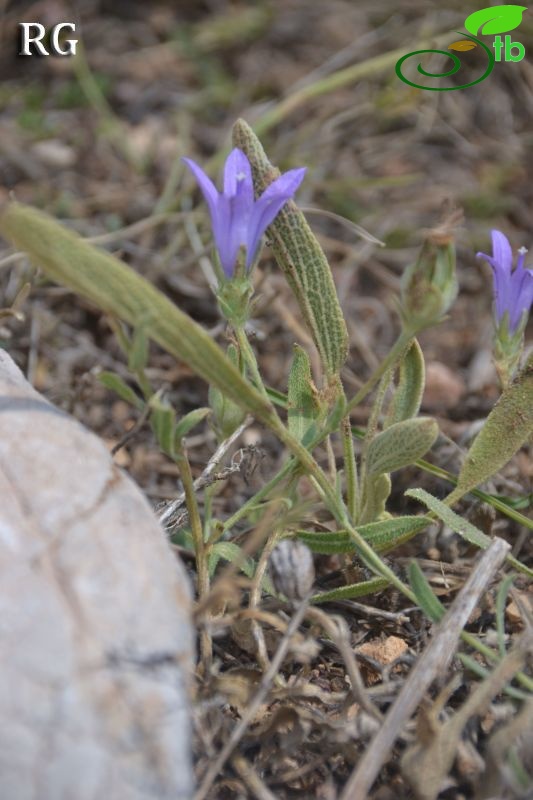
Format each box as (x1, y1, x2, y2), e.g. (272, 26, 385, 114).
(182, 148, 306, 278)
(477, 229, 533, 334)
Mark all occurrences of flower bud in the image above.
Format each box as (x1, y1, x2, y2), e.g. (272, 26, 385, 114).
(400, 217, 459, 331)
(269, 539, 315, 601)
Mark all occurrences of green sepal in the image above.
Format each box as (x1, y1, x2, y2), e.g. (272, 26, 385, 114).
(216, 274, 254, 327)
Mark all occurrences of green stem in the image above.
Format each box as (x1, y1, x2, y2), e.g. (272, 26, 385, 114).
(358, 368, 392, 490)
(342, 416, 359, 522)
(235, 326, 270, 401)
(220, 457, 297, 536)
(346, 330, 413, 414)
(175, 448, 212, 668)
(272, 421, 417, 602)
(460, 631, 533, 693)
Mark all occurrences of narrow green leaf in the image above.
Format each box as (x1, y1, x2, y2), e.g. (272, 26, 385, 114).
(495, 575, 515, 657)
(296, 529, 354, 554)
(0, 202, 278, 430)
(464, 5, 527, 36)
(287, 344, 322, 442)
(458, 654, 530, 701)
(232, 119, 348, 384)
(406, 487, 532, 577)
(209, 541, 255, 578)
(311, 577, 389, 604)
(367, 417, 439, 475)
(150, 396, 175, 456)
(408, 561, 445, 623)
(384, 338, 425, 427)
(127, 321, 149, 372)
(361, 515, 430, 550)
(451, 354, 533, 502)
(174, 407, 211, 442)
(98, 370, 143, 410)
(297, 515, 429, 554)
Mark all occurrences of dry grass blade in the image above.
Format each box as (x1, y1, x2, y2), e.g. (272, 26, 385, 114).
(195, 593, 312, 800)
(402, 632, 532, 800)
(339, 537, 511, 800)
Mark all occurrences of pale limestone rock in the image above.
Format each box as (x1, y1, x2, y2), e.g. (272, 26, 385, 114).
(0, 349, 194, 800)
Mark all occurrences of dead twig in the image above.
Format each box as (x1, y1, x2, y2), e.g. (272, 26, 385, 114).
(194, 592, 312, 800)
(339, 537, 511, 800)
(158, 417, 252, 526)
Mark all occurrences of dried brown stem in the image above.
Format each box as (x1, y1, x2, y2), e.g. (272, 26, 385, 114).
(339, 537, 511, 800)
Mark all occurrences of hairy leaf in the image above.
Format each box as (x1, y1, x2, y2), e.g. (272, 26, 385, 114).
(287, 345, 321, 442)
(232, 119, 348, 384)
(297, 515, 429, 554)
(450, 354, 533, 502)
(311, 577, 389, 604)
(367, 417, 439, 475)
(384, 338, 425, 428)
(406, 487, 532, 577)
(0, 202, 278, 430)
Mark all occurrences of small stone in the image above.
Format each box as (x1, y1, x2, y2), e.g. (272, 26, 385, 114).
(423, 361, 465, 410)
(269, 539, 315, 601)
(32, 139, 76, 168)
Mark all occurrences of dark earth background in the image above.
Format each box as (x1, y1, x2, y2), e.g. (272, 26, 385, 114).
(0, 1, 532, 798)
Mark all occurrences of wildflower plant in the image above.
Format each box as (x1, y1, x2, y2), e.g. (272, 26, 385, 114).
(477, 229, 533, 386)
(0, 119, 532, 689)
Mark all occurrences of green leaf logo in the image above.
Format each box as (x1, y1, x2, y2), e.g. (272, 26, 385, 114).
(464, 5, 527, 36)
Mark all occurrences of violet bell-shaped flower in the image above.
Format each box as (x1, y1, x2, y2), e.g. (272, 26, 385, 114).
(477, 229, 533, 334)
(182, 148, 306, 279)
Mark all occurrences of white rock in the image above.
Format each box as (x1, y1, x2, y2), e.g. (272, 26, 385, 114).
(0, 350, 194, 800)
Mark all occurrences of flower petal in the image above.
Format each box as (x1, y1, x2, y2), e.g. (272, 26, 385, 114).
(509, 265, 533, 332)
(223, 148, 253, 202)
(490, 230, 513, 275)
(211, 195, 236, 277)
(246, 167, 306, 266)
(477, 235, 512, 325)
(182, 157, 220, 224)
